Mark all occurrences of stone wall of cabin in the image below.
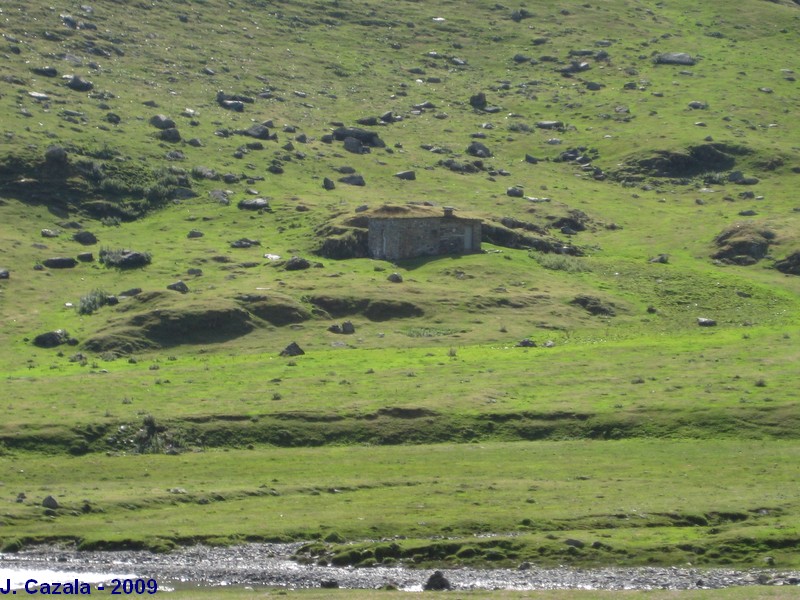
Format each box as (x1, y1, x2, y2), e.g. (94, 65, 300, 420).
(368, 217, 481, 261)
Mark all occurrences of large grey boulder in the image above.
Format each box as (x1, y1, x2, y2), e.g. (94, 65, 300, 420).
(33, 329, 73, 348)
(655, 52, 696, 66)
(43, 257, 78, 269)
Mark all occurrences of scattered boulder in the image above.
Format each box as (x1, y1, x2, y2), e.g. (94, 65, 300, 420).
(387, 272, 403, 283)
(332, 127, 385, 148)
(187, 230, 204, 239)
(43, 257, 78, 269)
(33, 329, 74, 348)
(231, 238, 260, 249)
(42, 495, 60, 509)
(341, 321, 355, 334)
(284, 256, 311, 271)
(469, 92, 488, 110)
(41, 228, 60, 238)
(167, 280, 190, 294)
(77, 252, 94, 262)
(32, 66, 58, 77)
(688, 101, 708, 110)
(100, 249, 151, 269)
(774, 252, 800, 276)
(280, 342, 305, 357)
(242, 124, 272, 140)
(649, 254, 669, 264)
(697, 317, 717, 327)
(237, 197, 270, 211)
(0, 268, 9, 280)
(424, 571, 451, 591)
(149, 114, 176, 130)
(322, 177, 335, 190)
(517, 338, 537, 347)
(65, 75, 93, 91)
(506, 186, 524, 198)
(466, 141, 492, 158)
(73, 231, 97, 245)
(570, 295, 616, 316)
(339, 174, 366, 186)
(158, 128, 181, 143)
(395, 170, 416, 180)
(655, 52, 696, 66)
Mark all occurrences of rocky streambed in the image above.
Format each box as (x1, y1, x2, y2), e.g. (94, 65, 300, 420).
(2, 544, 799, 592)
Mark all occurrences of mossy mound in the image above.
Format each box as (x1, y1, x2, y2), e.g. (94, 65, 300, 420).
(307, 295, 423, 321)
(84, 298, 257, 353)
(712, 222, 776, 265)
(234, 294, 312, 326)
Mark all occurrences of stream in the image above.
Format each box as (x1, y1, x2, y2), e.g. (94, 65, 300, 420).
(2, 544, 799, 592)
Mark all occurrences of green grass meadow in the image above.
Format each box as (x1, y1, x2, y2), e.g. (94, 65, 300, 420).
(1, 0, 800, 591)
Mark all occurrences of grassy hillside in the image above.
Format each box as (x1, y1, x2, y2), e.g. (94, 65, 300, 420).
(1, 0, 799, 572)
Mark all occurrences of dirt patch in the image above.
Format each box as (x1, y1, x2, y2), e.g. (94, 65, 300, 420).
(712, 222, 776, 265)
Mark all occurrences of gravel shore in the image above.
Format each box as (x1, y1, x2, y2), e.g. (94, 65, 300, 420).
(2, 544, 799, 591)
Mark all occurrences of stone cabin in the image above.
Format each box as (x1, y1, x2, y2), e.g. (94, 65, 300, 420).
(368, 207, 482, 261)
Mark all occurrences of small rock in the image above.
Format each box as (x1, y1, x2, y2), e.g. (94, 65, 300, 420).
(33, 329, 73, 348)
(341, 321, 356, 334)
(280, 342, 305, 357)
(187, 230, 204, 239)
(0, 268, 9, 280)
(237, 198, 270, 211)
(387, 272, 403, 283)
(424, 571, 451, 591)
(395, 170, 416, 180)
(65, 75, 93, 91)
(339, 174, 366, 186)
(167, 280, 189, 294)
(42, 495, 60, 509)
(158, 128, 181, 143)
(649, 254, 669, 264)
(285, 256, 311, 271)
(41, 228, 60, 238)
(565, 538, 585, 548)
(73, 230, 97, 245)
(322, 177, 335, 190)
(231, 238, 260, 249)
(43, 257, 78, 269)
(45, 145, 69, 165)
(149, 114, 176, 129)
(466, 141, 492, 158)
(655, 52, 696, 66)
(506, 186, 524, 198)
(77, 252, 94, 262)
(697, 317, 717, 327)
(517, 338, 536, 347)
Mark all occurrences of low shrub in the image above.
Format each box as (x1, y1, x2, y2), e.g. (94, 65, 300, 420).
(78, 289, 110, 315)
(531, 252, 592, 273)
